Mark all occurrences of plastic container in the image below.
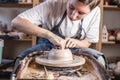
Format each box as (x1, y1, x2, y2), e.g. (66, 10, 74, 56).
(0, 39, 4, 64)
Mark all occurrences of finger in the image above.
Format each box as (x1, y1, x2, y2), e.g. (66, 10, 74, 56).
(60, 40, 66, 49)
(71, 43, 76, 48)
(68, 42, 76, 48)
(66, 40, 72, 48)
(54, 36, 65, 48)
(49, 37, 60, 46)
(72, 43, 76, 48)
(65, 38, 71, 48)
(68, 42, 74, 48)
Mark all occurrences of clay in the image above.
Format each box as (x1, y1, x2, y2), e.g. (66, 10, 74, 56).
(48, 49, 73, 61)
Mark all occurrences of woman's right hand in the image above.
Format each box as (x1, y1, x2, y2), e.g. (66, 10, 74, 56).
(48, 33, 66, 49)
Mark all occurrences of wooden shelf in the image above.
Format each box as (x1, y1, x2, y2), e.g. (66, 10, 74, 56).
(4, 39, 32, 41)
(0, 3, 33, 7)
(102, 41, 115, 44)
(103, 5, 120, 10)
(18, 39, 32, 41)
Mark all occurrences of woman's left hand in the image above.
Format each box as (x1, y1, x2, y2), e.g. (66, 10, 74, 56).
(65, 38, 78, 48)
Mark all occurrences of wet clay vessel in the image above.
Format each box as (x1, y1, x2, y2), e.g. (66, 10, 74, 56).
(48, 49, 73, 61)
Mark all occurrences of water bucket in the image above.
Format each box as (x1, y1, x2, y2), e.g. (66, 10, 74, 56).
(0, 39, 4, 64)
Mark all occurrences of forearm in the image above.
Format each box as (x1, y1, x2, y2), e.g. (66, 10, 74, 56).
(75, 40, 91, 48)
(11, 17, 54, 39)
(11, 17, 65, 47)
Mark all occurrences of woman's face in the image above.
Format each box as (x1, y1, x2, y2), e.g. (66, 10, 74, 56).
(67, 0, 91, 21)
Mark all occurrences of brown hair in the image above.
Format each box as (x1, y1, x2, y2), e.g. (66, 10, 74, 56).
(78, 0, 101, 10)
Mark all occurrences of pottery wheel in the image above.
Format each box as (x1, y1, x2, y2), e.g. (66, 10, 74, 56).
(35, 54, 86, 67)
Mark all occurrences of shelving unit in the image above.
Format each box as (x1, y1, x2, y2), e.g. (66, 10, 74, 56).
(102, 0, 120, 45)
(103, 5, 120, 10)
(102, 41, 115, 44)
(102, 1, 120, 79)
(0, 1, 41, 42)
(0, 0, 40, 59)
(0, 1, 40, 79)
(0, 2, 36, 42)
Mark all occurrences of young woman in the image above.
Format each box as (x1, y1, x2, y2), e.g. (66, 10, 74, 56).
(11, 0, 107, 68)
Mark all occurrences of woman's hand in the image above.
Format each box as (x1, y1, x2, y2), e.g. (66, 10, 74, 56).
(65, 38, 77, 48)
(48, 33, 66, 49)
(65, 37, 91, 48)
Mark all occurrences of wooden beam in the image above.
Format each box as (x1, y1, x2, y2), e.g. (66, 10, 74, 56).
(32, 0, 40, 46)
(96, 0, 103, 51)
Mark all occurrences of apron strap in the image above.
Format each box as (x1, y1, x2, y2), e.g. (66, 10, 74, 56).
(51, 10, 67, 38)
(73, 19, 85, 39)
(55, 10, 67, 27)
